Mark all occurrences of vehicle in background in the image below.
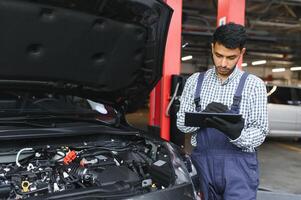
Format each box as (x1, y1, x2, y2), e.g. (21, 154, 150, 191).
(267, 85, 301, 137)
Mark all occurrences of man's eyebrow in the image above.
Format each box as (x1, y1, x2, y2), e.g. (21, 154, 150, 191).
(214, 52, 223, 56)
(227, 55, 238, 58)
(214, 51, 238, 58)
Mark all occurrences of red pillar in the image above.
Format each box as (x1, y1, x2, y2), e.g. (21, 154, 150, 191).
(149, 0, 182, 141)
(217, 0, 245, 68)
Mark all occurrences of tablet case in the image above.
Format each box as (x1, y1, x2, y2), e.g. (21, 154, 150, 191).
(185, 112, 242, 127)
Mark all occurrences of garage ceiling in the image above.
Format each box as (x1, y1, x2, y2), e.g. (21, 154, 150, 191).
(182, 0, 301, 76)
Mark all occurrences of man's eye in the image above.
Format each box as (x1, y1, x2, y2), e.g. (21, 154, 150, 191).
(215, 54, 222, 58)
(228, 56, 236, 60)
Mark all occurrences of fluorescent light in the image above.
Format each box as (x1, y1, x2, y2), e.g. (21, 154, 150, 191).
(247, 52, 284, 58)
(272, 68, 285, 73)
(252, 60, 267, 65)
(290, 66, 301, 71)
(241, 63, 248, 67)
(182, 42, 189, 48)
(181, 55, 193, 61)
(270, 60, 293, 65)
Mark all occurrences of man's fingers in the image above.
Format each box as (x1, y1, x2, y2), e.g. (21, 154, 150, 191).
(204, 106, 225, 113)
(211, 116, 228, 125)
(205, 102, 229, 113)
(210, 107, 224, 113)
(205, 117, 219, 127)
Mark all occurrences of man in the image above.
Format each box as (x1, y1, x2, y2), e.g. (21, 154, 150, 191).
(177, 22, 268, 200)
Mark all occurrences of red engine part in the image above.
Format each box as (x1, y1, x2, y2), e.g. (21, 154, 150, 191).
(63, 150, 77, 165)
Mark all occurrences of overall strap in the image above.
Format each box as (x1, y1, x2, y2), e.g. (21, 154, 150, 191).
(194, 72, 205, 112)
(231, 72, 249, 113)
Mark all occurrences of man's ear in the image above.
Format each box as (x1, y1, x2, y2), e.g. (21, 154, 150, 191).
(241, 48, 246, 56)
(211, 43, 214, 54)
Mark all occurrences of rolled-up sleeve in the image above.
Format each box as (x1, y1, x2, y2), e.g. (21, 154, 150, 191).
(176, 73, 200, 134)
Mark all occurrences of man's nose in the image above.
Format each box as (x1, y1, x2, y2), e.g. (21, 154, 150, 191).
(221, 57, 228, 67)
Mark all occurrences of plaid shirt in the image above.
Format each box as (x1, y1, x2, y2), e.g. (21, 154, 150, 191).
(176, 67, 269, 152)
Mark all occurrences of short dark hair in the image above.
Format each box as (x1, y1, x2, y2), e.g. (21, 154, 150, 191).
(212, 22, 247, 50)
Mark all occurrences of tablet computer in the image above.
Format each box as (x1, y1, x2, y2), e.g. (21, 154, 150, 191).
(184, 112, 242, 127)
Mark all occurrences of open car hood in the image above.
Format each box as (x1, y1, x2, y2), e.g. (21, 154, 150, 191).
(0, 0, 172, 108)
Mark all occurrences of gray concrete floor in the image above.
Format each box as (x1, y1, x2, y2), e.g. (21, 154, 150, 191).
(258, 139, 301, 194)
(126, 109, 301, 195)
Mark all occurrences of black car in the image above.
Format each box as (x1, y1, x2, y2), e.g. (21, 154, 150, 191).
(0, 0, 197, 199)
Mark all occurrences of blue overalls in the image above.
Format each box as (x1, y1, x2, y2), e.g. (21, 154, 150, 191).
(191, 72, 259, 200)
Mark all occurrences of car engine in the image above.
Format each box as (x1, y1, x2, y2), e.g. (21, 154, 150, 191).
(0, 137, 177, 199)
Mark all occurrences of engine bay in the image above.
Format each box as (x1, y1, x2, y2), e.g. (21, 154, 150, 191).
(0, 135, 176, 199)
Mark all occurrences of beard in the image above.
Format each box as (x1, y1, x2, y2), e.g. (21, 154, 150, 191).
(216, 65, 235, 76)
(211, 55, 238, 77)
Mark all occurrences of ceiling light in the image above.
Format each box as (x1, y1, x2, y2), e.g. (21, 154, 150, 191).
(181, 55, 193, 61)
(182, 42, 189, 48)
(290, 66, 301, 71)
(272, 68, 285, 73)
(248, 50, 284, 58)
(270, 60, 293, 65)
(241, 63, 248, 67)
(252, 60, 267, 65)
(247, 52, 284, 58)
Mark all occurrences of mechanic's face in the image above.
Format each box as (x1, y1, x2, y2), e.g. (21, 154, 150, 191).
(211, 42, 245, 80)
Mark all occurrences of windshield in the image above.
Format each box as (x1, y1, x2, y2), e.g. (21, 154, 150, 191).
(0, 91, 117, 123)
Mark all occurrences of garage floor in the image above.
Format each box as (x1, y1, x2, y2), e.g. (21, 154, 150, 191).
(258, 139, 301, 194)
(127, 109, 301, 195)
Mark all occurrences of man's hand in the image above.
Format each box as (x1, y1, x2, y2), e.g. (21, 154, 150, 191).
(202, 102, 244, 139)
(205, 117, 245, 140)
(203, 102, 229, 113)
